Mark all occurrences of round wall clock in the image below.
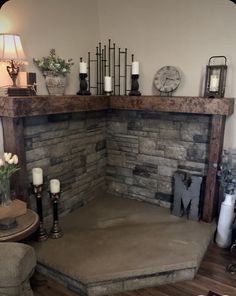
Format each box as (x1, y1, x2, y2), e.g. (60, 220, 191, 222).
(154, 66, 181, 95)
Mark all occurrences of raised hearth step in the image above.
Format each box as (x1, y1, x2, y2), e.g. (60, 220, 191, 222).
(31, 194, 215, 296)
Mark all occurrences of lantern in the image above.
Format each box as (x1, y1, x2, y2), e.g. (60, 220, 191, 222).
(204, 56, 227, 98)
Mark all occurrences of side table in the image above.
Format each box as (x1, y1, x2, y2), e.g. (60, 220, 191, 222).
(0, 209, 39, 242)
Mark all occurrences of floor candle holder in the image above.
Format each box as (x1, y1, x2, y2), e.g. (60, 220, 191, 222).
(129, 74, 141, 96)
(49, 191, 63, 239)
(32, 184, 48, 242)
(77, 73, 91, 95)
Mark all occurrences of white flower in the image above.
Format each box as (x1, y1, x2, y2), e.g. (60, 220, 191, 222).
(12, 155, 18, 165)
(62, 68, 67, 73)
(4, 153, 11, 162)
(7, 158, 14, 164)
(0, 159, 4, 166)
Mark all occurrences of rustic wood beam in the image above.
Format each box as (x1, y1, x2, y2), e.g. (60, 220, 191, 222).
(0, 95, 234, 117)
(0, 95, 109, 117)
(202, 115, 226, 222)
(110, 96, 234, 116)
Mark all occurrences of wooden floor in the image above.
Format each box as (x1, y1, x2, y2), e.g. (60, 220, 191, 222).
(33, 243, 236, 296)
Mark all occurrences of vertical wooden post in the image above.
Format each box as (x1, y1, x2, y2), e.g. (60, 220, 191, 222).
(203, 115, 226, 222)
(2, 117, 28, 201)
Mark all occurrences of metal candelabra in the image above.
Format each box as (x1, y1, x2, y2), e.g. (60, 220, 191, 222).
(49, 191, 63, 239)
(85, 39, 137, 96)
(32, 184, 48, 242)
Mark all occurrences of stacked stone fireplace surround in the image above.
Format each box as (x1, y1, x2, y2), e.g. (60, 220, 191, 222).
(24, 109, 210, 217)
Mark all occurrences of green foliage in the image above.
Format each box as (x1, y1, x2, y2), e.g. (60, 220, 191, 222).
(33, 49, 74, 76)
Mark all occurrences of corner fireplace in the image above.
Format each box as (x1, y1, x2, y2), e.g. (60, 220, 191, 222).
(0, 95, 233, 222)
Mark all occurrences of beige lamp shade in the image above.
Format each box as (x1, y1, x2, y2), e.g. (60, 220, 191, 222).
(0, 34, 26, 62)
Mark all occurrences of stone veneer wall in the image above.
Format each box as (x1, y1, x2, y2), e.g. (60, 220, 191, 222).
(23, 109, 211, 216)
(106, 110, 210, 208)
(24, 111, 107, 217)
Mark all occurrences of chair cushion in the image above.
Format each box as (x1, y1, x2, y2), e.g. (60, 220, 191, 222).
(0, 242, 36, 287)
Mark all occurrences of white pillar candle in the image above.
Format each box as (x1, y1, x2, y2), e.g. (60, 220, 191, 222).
(209, 74, 219, 92)
(50, 179, 60, 194)
(32, 168, 43, 185)
(79, 62, 87, 74)
(132, 61, 139, 75)
(104, 76, 112, 92)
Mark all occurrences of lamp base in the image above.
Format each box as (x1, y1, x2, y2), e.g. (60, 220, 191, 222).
(7, 60, 20, 87)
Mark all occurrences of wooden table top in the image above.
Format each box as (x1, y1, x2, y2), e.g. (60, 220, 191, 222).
(0, 209, 39, 242)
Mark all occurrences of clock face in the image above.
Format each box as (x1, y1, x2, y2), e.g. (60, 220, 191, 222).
(154, 66, 181, 93)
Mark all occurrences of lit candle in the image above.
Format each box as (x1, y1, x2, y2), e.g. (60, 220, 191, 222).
(132, 61, 139, 75)
(79, 62, 87, 74)
(50, 179, 60, 194)
(209, 74, 219, 92)
(32, 168, 43, 185)
(104, 76, 112, 92)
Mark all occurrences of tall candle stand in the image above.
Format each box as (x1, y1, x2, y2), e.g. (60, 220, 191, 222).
(129, 75, 141, 96)
(32, 184, 48, 242)
(49, 191, 63, 239)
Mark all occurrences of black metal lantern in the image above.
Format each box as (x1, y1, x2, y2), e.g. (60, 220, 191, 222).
(204, 56, 227, 98)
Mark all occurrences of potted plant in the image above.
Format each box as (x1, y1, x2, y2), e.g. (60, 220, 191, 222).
(33, 49, 74, 96)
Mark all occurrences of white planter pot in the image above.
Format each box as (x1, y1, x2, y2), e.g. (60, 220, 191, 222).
(45, 73, 67, 96)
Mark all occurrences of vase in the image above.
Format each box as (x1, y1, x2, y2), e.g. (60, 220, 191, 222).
(0, 177, 12, 207)
(0, 177, 17, 229)
(45, 72, 67, 96)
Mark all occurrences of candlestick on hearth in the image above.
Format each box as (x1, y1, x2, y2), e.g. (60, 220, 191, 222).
(32, 183, 48, 242)
(49, 179, 63, 239)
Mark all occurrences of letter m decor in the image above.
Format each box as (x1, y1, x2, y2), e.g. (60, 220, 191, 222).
(172, 172, 202, 221)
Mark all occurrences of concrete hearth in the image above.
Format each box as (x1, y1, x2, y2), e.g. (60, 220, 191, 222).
(32, 194, 215, 296)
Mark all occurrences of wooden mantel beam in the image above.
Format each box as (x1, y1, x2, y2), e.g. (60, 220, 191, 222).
(0, 95, 234, 117)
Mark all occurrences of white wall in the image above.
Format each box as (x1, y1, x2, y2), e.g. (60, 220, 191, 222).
(0, 0, 100, 94)
(97, 0, 236, 148)
(0, 0, 236, 149)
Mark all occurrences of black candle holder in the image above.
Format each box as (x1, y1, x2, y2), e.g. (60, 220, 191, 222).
(32, 184, 48, 242)
(104, 90, 112, 96)
(129, 74, 141, 96)
(77, 73, 91, 95)
(49, 191, 63, 239)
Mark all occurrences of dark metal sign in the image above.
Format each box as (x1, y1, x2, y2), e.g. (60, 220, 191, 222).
(0, 0, 9, 9)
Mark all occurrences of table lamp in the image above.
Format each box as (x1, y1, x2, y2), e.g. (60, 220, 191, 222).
(0, 33, 27, 87)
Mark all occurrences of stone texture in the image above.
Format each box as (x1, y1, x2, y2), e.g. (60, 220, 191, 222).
(32, 194, 215, 296)
(24, 111, 107, 217)
(24, 109, 210, 214)
(107, 110, 210, 208)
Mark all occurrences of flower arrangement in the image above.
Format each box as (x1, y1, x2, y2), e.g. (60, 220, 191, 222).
(0, 152, 20, 180)
(33, 49, 74, 76)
